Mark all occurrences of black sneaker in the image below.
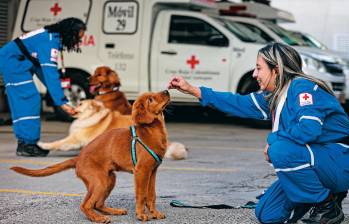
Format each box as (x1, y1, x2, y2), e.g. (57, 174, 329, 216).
(302, 199, 344, 224)
(286, 204, 312, 223)
(16, 141, 49, 157)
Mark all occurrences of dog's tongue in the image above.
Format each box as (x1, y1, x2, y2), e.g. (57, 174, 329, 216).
(89, 85, 97, 94)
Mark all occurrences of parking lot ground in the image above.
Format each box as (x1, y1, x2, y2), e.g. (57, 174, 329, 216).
(0, 117, 348, 223)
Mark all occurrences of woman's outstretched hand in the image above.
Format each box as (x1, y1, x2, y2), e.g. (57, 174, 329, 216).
(167, 76, 202, 99)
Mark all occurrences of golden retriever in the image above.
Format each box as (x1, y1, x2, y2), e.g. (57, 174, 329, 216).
(38, 100, 187, 160)
(38, 100, 133, 151)
(89, 66, 132, 114)
(11, 90, 170, 223)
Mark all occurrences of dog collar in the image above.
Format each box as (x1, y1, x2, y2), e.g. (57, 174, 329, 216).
(129, 126, 162, 167)
(97, 86, 120, 95)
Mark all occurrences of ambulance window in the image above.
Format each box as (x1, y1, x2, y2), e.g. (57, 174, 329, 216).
(216, 18, 273, 44)
(169, 15, 228, 46)
(235, 22, 274, 43)
(261, 21, 299, 46)
(22, 0, 91, 32)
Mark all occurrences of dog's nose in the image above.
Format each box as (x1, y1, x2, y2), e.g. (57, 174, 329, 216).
(163, 90, 170, 96)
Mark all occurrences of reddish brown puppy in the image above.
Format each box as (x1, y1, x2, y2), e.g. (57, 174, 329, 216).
(11, 90, 170, 223)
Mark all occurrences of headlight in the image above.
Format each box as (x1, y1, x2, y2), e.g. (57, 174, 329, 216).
(300, 54, 326, 73)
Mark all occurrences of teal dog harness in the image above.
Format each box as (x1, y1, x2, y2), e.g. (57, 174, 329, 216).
(130, 126, 162, 166)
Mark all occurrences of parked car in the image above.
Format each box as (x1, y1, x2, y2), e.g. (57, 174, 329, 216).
(287, 30, 349, 111)
(216, 16, 346, 104)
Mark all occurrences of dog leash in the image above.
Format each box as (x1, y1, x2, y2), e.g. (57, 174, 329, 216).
(170, 199, 257, 209)
(130, 126, 162, 167)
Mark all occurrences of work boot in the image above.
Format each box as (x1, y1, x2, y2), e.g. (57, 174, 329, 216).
(16, 141, 49, 157)
(286, 204, 312, 223)
(302, 198, 344, 224)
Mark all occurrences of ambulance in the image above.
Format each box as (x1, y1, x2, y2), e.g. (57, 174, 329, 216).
(8, 0, 265, 111)
(13, 0, 342, 115)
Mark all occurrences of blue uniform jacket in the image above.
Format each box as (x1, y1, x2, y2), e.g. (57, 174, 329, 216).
(0, 28, 67, 106)
(200, 78, 349, 145)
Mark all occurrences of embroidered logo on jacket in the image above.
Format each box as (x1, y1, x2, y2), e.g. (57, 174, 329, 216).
(50, 48, 58, 62)
(299, 93, 313, 106)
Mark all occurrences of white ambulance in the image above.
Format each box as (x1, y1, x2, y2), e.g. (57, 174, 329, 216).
(11, 0, 269, 111)
(16, 0, 345, 115)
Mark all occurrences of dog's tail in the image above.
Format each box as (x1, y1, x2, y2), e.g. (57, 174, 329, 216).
(10, 158, 77, 177)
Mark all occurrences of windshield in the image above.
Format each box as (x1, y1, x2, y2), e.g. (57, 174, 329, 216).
(261, 21, 307, 46)
(294, 32, 328, 50)
(214, 17, 273, 44)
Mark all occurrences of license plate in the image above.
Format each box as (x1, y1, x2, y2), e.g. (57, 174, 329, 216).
(61, 78, 71, 89)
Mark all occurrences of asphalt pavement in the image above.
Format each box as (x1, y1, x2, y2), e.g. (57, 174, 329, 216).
(0, 115, 348, 223)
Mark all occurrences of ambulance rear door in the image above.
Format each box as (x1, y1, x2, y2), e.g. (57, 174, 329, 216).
(98, 0, 142, 94)
(151, 11, 233, 101)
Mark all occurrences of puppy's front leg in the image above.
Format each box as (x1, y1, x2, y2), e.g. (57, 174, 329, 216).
(134, 167, 151, 221)
(146, 169, 165, 220)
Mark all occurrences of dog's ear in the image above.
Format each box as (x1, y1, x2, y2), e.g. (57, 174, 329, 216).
(108, 71, 121, 86)
(132, 99, 154, 124)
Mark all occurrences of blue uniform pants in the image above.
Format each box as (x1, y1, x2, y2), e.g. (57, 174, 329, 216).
(3, 68, 41, 144)
(256, 140, 349, 223)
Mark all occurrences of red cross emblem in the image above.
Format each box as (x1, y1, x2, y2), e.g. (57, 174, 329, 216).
(299, 92, 313, 106)
(50, 3, 62, 16)
(302, 94, 309, 100)
(186, 55, 199, 69)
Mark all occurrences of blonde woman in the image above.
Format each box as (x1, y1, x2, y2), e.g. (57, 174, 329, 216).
(168, 42, 349, 224)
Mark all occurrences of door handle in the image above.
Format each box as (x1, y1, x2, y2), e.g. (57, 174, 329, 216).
(161, 50, 177, 55)
(105, 43, 115, 48)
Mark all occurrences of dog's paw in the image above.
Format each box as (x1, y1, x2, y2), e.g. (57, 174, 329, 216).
(136, 213, 150, 221)
(93, 215, 111, 223)
(150, 210, 166, 219)
(37, 142, 53, 150)
(101, 216, 112, 224)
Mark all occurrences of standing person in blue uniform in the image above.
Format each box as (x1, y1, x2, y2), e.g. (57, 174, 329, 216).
(168, 42, 349, 224)
(0, 17, 86, 157)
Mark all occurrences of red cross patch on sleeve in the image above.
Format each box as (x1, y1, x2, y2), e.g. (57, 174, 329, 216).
(299, 93, 313, 106)
(50, 48, 58, 62)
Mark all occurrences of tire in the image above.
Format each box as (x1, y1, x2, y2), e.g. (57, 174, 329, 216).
(238, 77, 259, 95)
(238, 77, 271, 128)
(0, 87, 8, 113)
(50, 71, 91, 122)
(344, 100, 349, 115)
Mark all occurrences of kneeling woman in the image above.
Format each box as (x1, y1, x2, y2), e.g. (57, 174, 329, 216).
(168, 42, 349, 224)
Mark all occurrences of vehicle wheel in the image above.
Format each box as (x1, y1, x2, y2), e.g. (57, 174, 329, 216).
(52, 71, 91, 122)
(238, 77, 271, 128)
(0, 87, 8, 113)
(239, 78, 259, 95)
(344, 100, 349, 115)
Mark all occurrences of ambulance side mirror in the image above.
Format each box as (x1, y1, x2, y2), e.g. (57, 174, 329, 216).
(207, 35, 229, 47)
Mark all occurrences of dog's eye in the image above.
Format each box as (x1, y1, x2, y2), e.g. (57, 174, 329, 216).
(148, 97, 153, 103)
